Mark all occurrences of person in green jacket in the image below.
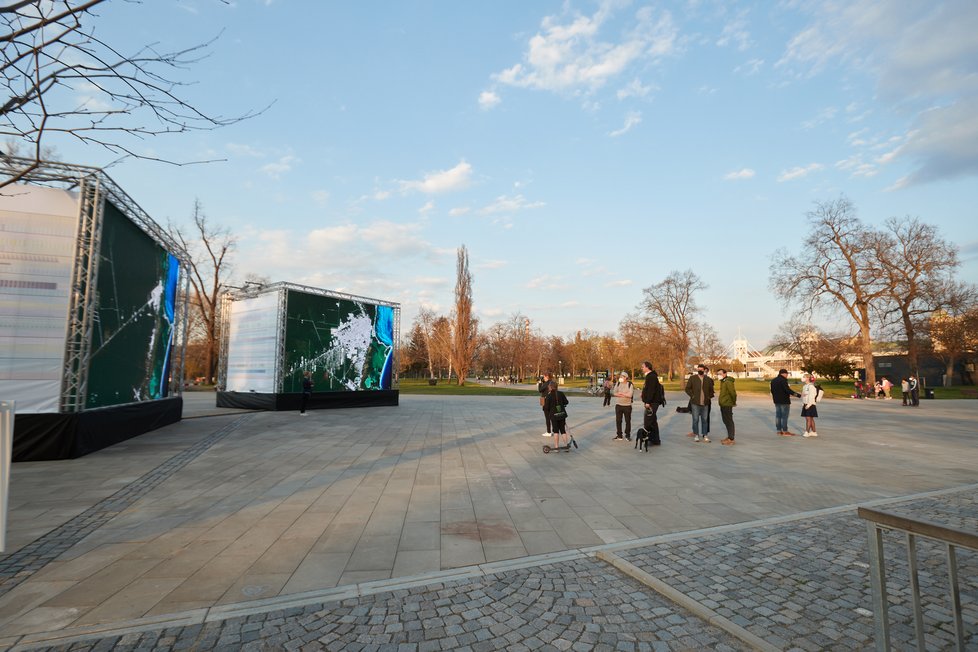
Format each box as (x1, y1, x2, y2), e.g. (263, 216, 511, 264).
(717, 368, 737, 445)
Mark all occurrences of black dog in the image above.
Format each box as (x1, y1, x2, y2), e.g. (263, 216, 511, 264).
(635, 427, 650, 452)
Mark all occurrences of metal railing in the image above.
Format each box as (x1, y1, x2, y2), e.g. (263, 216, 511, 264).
(858, 506, 978, 651)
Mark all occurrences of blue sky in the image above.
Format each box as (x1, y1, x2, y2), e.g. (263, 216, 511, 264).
(52, 1, 978, 350)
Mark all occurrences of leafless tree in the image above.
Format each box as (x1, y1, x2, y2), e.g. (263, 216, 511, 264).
(618, 313, 669, 377)
(413, 306, 439, 380)
(168, 199, 233, 383)
(1, 0, 263, 189)
(876, 217, 960, 374)
(771, 197, 890, 387)
(688, 323, 727, 368)
(450, 245, 478, 385)
(639, 269, 706, 379)
(430, 315, 453, 379)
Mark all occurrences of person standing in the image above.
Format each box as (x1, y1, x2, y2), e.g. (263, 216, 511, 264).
(538, 372, 555, 436)
(770, 368, 801, 436)
(640, 361, 664, 447)
(881, 376, 893, 399)
(901, 377, 910, 406)
(613, 372, 634, 441)
(685, 364, 715, 443)
(717, 368, 737, 445)
(800, 374, 820, 437)
(909, 374, 920, 406)
(299, 370, 313, 415)
(543, 381, 571, 450)
(602, 375, 613, 407)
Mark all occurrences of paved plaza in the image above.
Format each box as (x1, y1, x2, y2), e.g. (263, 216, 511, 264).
(0, 390, 975, 650)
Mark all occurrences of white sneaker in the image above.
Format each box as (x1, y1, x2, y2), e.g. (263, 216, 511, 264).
(693, 436, 701, 442)
(703, 436, 711, 443)
(542, 432, 552, 437)
(803, 431, 816, 437)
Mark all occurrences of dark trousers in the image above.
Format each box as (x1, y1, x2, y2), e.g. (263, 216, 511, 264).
(720, 406, 735, 439)
(543, 408, 552, 433)
(300, 392, 310, 414)
(911, 389, 920, 406)
(643, 405, 660, 444)
(615, 404, 632, 436)
(603, 391, 611, 406)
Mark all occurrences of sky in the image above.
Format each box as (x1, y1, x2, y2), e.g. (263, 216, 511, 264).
(44, 0, 978, 352)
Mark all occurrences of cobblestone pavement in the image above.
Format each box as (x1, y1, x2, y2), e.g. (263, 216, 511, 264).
(0, 415, 253, 599)
(11, 487, 975, 651)
(22, 557, 748, 652)
(619, 488, 978, 651)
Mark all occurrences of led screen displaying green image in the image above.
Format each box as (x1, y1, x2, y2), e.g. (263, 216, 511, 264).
(86, 200, 179, 408)
(283, 290, 394, 393)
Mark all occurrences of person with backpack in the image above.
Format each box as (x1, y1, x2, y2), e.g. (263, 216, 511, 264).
(801, 373, 823, 437)
(717, 368, 737, 445)
(543, 381, 571, 451)
(538, 372, 555, 437)
(602, 376, 613, 407)
(640, 361, 664, 447)
(612, 371, 635, 441)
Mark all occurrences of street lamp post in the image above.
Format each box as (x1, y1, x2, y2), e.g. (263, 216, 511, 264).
(558, 360, 563, 383)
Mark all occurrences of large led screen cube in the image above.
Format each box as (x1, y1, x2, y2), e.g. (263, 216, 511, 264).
(0, 184, 180, 413)
(222, 284, 397, 395)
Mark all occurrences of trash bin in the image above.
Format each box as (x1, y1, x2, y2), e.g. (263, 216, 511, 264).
(428, 378, 437, 386)
(924, 388, 935, 399)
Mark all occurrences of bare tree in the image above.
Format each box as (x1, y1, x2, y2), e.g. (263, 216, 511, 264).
(168, 199, 233, 383)
(688, 323, 727, 368)
(413, 307, 439, 380)
(1, 0, 263, 188)
(876, 217, 960, 374)
(618, 313, 669, 376)
(925, 285, 978, 386)
(771, 197, 890, 387)
(450, 245, 478, 386)
(639, 269, 706, 379)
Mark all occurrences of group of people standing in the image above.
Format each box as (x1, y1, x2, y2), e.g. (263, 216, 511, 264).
(538, 364, 833, 447)
(538, 362, 666, 450)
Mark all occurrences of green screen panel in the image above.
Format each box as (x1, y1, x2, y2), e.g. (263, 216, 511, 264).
(283, 290, 394, 393)
(86, 200, 178, 408)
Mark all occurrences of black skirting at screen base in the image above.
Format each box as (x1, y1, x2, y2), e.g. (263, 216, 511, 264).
(217, 390, 399, 411)
(12, 397, 183, 462)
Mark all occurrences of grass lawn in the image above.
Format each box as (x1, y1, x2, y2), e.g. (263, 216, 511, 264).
(398, 378, 538, 396)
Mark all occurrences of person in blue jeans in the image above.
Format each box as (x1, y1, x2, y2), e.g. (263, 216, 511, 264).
(770, 368, 801, 435)
(684, 364, 715, 443)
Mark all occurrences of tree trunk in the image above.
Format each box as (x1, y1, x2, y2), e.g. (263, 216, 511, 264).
(902, 309, 919, 374)
(859, 312, 876, 388)
(945, 357, 955, 387)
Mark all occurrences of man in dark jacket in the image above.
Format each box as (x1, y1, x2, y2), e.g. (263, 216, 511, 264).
(770, 368, 801, 435)
(640, 361, 664, 447)
(684, 364, 715, 442)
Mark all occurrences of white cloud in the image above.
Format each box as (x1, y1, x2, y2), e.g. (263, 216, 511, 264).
(478, 194, 546, 215)
(724, 168, 755, 180)
(609, 110, 642, 137)
(526, 274, 567, 290)
(491, 2, 677, 96)
(778, 2, 978, 186)
(374, 190, 391, 201)
(418, 200, 435, 215)
(801, 106, 838, 130)
(399, 160, 473, 194)
(716, 12, 752, 52)
(777, 163, 823, 182)
(311, 190, 330, 206)
(478, 90, 501, 110)
(226, 143, 263, 157)
(733, 58, 764, 75)
(605, 279, 632, 287)
(261, 154, 298, 179)
(616, 78, 655, 100)
(449, 206, 471, 217)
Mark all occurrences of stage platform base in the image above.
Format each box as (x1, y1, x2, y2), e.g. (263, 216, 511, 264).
(216, 390, 399, 411)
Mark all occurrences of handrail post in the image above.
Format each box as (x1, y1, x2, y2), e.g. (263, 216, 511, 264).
(947, 543, 964, 651)
(866, 521, 891, 651)
(906, 533, 925, 650)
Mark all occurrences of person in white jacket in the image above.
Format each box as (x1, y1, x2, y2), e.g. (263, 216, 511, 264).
(800, 374, 821, 437)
